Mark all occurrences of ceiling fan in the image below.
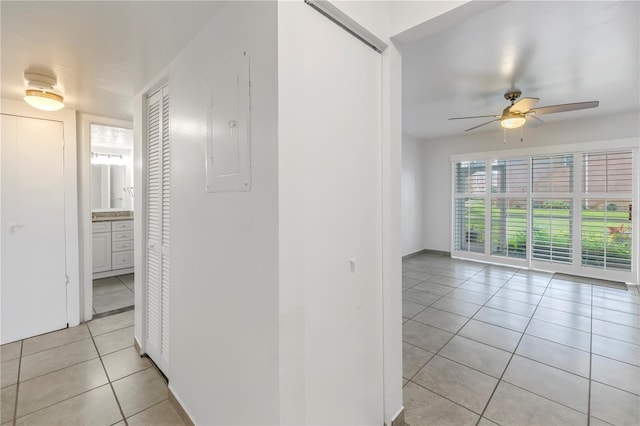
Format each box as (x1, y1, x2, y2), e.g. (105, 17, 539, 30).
(449, 90, 599, 132)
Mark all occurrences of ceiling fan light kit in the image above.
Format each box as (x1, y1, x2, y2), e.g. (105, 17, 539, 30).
(500, 114, 526, 129)
(23, 72, 65, 111)
(449, 89, 599, 136)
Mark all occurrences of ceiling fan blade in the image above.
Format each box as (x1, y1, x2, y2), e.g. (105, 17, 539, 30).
(509, 97, 540, 113)
(465, 119, 499, 132)
(449, 115, 500, 120)
(530, 101, 599, 115)
(526, 115, 544, 128)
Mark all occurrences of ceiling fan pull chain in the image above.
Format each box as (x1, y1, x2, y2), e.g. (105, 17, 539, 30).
(520, 125, 524, 143)
(503, 128, 507, 144)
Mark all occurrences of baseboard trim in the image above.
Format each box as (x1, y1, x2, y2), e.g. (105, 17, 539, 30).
(92, 267, 134, 280)
(389, 407, 405, 426)
(402, 250, 424, 260)
(134, 337, 142, 354)
(169, 388, 195, 426)
(403, 248, 451, 260)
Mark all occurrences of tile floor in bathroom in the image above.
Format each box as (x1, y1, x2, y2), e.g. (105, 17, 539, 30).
(93, 274, 135, 315)
(402, 252, 639, 426)
(0, 310, 185, 426)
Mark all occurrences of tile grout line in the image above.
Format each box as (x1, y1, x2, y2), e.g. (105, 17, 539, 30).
(403, 257, 638, 424)
(15, 325, 136, 385)
(474, 271, 554, 425)
(405, 266, 519, 421)
(402, 263, 490, 382)
(87, 324, 128, 426)
(406, 266, 525, 421)
(9, 350, 147, 421)
(11, 340, 23, 426)
(406, 272, 636, 373)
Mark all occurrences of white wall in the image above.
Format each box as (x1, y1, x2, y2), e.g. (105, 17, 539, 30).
(402, 137, 424, 256)
(129, 1, 480, 424)
(421, 111, 640, 252)
(161, 2, 280, 424)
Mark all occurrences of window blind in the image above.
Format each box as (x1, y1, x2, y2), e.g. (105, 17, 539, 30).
(532, 155, 573, 193)
(491, 158, 528, 194)
(454, 198, 485, 253)
(491, 198, 527, 259)
(583, 151, 633, 193)
(532, 198, 573, 264)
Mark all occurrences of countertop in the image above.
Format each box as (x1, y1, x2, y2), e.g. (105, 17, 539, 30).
(92, 211, 134, 222)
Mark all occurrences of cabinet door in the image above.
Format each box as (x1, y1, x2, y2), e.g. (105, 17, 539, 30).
(92, 232, 112, 273)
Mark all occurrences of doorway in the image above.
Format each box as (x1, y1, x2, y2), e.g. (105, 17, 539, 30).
(80, 115, 135, 320)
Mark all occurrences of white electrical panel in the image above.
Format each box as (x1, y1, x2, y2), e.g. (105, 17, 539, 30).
(205, 51, 251, 192)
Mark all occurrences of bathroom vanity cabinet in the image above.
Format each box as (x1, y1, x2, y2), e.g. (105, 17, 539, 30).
(92, 217, 134, 278)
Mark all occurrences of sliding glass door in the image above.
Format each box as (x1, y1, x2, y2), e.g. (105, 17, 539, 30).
(452, 148, 637, 283)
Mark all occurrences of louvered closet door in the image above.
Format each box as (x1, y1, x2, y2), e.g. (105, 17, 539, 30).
(146, 85, 170, 374)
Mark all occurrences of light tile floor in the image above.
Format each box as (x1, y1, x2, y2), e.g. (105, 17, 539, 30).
(93, 274, 135, 315)
(0, 310, 185, 426)
(402, 252, 640, 426)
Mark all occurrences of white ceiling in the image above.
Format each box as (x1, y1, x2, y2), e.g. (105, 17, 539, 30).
(1, 1, 226, 120)
(399, 1, 640, 141)
(91, 124, 133, 150)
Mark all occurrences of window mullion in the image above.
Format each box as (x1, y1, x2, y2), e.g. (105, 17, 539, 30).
(573, 152, 582, 272)
(485, 161, 492, 258)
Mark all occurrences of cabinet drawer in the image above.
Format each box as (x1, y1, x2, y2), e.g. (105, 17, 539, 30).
(112, 240, 134, 252)
(112, 220, 133, 231)
(112, 250, 134, 269)
(92, 221, 111, 233)
(112, 230, 133, 241)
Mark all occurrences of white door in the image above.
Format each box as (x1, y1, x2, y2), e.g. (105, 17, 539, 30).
(145, 86, 171, 374)
(1, 115, 67, 343)
(297, 6, 384, 424)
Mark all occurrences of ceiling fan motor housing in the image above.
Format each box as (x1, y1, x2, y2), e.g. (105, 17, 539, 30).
(504, 90, 522, 104)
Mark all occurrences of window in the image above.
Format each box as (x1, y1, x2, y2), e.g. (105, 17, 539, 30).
(454, 162, 486, 253)
(451, 147, 636, 282)
(490, 159, 528, 259)
(581, 151, 633, 271)
(531, 154, 574, 264)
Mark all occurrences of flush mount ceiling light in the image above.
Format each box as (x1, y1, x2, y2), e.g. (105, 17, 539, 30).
(23, 72, 65, 111)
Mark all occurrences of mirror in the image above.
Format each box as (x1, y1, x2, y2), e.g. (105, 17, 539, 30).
(91, 124, 133, 211)
(92, 164, 128, 209)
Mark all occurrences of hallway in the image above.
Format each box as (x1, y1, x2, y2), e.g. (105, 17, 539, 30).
(1, 311, 185, 425)
(2, 252, 639, 425)
(402, 252, 640, 425)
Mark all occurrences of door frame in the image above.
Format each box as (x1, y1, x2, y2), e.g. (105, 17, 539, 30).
(78, 113, 133, 322)
(0, 99, 80, 331)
